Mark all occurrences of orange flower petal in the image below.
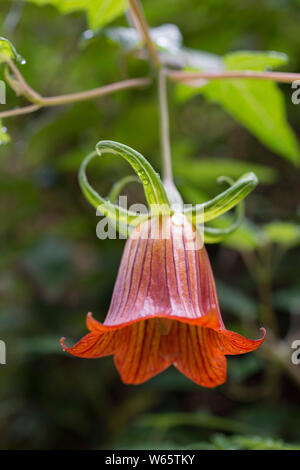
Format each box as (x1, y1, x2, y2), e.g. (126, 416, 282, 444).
(60, 330, 117, 358)
(114, 319, 174, 384)
(61, 216, 266, 387)
(210, 327, 266, 355)
(172, 322, 227, 388)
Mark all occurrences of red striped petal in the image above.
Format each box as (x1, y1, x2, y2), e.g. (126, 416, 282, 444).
(61, 315, 265, 386)
(104, 215, 223, 328)
(172, 322, 227, 387)
(114, 319, 174, 384)
(60, 331, 117, 358)
(210, 327, 266, 355)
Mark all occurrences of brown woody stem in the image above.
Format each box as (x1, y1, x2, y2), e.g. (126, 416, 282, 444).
(127, 0, 160, 67)
(168, 70, 300, 84)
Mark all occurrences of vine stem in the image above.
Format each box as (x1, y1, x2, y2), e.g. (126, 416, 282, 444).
(34, 78, 151, 106)
(158, 68, 173, 182)
(168, 70, 300, 84)
(7, 60, 42, 102)
(2, 58, 300, 120)
(0, 75, 151, 118)
(0, 103, 41, 118)
(127, 0, 175, 186)
(127, 0, 160, 67)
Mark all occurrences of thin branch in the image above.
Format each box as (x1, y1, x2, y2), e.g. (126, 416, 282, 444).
(0, 104, 41, 118)
(128, 0, 160, 67)
(168, 70, 300, 84)
(158, 68, 172, 181)
(7, 60, 42, 102)
(0, 77, 151, 118)
(38, 77, 151, 106)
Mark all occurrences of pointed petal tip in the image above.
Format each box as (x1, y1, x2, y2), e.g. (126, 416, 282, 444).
(215, 325, 266, 356)
(260, 327, 267, 340)
(86, 311, 93, 325)
(60, 337, 67, 351)
(86, 311, 109, 332)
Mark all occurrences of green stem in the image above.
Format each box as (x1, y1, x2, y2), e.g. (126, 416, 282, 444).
(157, 68, 184, 208)
(127, 0, 160, 67)
(158, 68, 173, 182)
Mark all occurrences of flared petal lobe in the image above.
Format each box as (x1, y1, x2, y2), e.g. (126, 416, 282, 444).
(61, 215, 265, 387)
(61, 314, 265, 386)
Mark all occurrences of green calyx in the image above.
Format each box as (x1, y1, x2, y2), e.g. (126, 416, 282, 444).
(79, 141, 172, 236)
(183, 172, 258, 224)
(79, 140, 258, 241)
(96, 141, 171, 215)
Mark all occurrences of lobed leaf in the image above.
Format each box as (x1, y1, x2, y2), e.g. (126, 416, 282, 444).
(177, 50, 300, 164)
(24, 0, 126, 29)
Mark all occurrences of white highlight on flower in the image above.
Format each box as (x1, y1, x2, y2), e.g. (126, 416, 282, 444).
(171, 213, 186, 226)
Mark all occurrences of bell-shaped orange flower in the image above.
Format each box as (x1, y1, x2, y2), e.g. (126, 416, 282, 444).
(61, 215, 265, 387)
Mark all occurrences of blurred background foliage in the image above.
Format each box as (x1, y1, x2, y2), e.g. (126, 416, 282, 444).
(0, 0, 300, 450)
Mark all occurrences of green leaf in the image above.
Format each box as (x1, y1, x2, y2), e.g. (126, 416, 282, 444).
(263, 221, 300, 247)
(224, 50, 288, 71)
(177, 50, 300, 164)
(24, 0, 126, 30)
(201, 78, 300, 165)
(0, 37, 25, 64)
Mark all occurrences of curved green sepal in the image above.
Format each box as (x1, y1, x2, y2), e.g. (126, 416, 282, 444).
(78, 150, 148, 235)
(184, 172, 258, 224)
(108, 175, 140, 204)
(96, 140, 171, 215)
